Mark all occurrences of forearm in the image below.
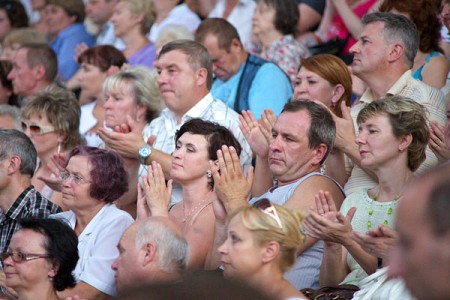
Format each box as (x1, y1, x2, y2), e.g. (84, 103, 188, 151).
(318, 1, 336, 35)
(251, 155, 272, 197)
(345, 239, 378, 276)
(332, 0, 364, 38)
(144, 149, 173, 179)
(319, 242, 348, 287)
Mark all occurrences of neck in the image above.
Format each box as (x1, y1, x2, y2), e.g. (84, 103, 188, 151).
(246, 265, 295, 300)
(16, 285, 59, 300)
(277, 165, 320, 187)
(259, 31, 284, 50)
(181, 181, 212, 209)
(0, 176, 31, 212)
(74, 202, 106, 235)
(173, 91, 208, 124)
(371, 162, 412, 201)
(122, 30, 149, 55)
(361, 67, 407, 100)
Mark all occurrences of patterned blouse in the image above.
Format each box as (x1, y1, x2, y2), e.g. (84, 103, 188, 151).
(250, 35, 310, 88)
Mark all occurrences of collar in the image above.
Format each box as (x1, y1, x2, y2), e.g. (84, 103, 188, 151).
(359, 70, 412, 104)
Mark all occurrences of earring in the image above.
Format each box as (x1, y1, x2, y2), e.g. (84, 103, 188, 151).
(206, 170, 212, 178)
(56, 141, 61, 154)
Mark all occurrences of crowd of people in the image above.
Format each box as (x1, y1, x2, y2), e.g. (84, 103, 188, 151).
(0, 0, 449, 300)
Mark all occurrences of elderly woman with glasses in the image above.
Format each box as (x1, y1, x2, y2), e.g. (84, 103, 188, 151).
(21, 87, 84, 209)
(218, 200, 308, 300)
(2, 218, 78, 300)
(52, 146, 134, 299)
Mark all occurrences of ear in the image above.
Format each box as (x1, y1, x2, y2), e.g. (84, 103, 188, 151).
(261, 241, 280, 264)
(33, 64, 46, 81)
(312, 144, 328, 166)
(69, 14, 77, 24)
(142, 242, 157, 266)
(229, 38, 242, 53)
(47, 261, 59, 279)
(331, 84, 345, 106)
(195, 67, 208, 87)
(136, 104, 147, 123)
(387, 43, 404, 63)
(398, 134, 412, 152)
(133, 13, 144, 26)
(106, 65, 121, 76)
(7, 156, 21, 175)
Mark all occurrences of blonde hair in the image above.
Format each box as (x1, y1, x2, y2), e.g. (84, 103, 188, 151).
(3, 28, 47, 48)
(228, 203, 306, 272)
(102, 66, 161, 123)
(119, 0, 156, 34)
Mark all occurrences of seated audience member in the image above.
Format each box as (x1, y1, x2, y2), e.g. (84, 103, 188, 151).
(0, 60, 17, 106)
(0, 28, 47, 62)
(112, 217, 189, 293)
(0, 1, 28, 45)
(388, 164, 450, 300)
(209, 101, 345, 290)
(219, 202, 308, 299)
(29, 0, 50, 34)
(250, 0, 309, 87)
(138, 119, 242, 270)
(195, 18, 292, 117)
(155, 24, 194, 57)
(84, 0, 123, 48)
(429, 100, 450, 163)
(208, 0, 256, 50)
(7, 43, 58, 105)
(329, 12, 446, 195)
(296, 0, 326, 35)
(294, 54, 352, 118)
(21, 87, 84, 209)
(299, 0, 380, 62)
(53, 146, 134, 299)
(148, 0, 200, 44)
(0, 130, 61, 295)
(304, 96, 429, 288)
(379, 0, 450, 89)
(97, 40, 252, 205)
(2, 218, 78, 300)
(0, 105, 20, 129)
(45, 0, 95, 81)
(110, 0, 156, 68)
(77, 45, 127, 147)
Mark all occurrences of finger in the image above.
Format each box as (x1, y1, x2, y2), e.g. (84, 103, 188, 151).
(216, 149, 228, 177)
(324, 191, 337, 212)
(166, 179, 173, 198)
(147, 135, 157, 146)
(245, 166, 254, 188)
(341, 101, 352, 121)
(229, 146, 242, 174)
(221, 145, 235, 173)
(346, 207, 357, 222)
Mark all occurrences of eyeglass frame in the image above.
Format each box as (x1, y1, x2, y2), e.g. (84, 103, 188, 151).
(253, 199, 283, 229)
(59, 170, 92, 185)
(21, 120, 56, 135)
(1, 251, 50, 263)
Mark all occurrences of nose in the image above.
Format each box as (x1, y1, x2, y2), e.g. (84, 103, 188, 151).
(349, 41, 359, 54)
(355, 131, 366, 145)
(111, 257, 119, 271)
(103, 96, 113, 108)
(172, 147, 183, 160)
(3, 254, 14, 266)
(269, 135, 281, 152)
(218, 240, 227, 254)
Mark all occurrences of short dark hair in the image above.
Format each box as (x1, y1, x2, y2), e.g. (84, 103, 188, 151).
(175, 119, 242, 188)
(158, 39, 213, 90)
(195, 18, 242, 52)
(67, 146, 128, 202)
(0, 60, 17, 106)
(0, 129, 36, 177)
(0, 0, 28, 28)
(20, 43, 58, 82)
(78, 45, 127, 72)
(260, 0, 299, 35)
(18, 218, 78, 291)
(362, 12, 419, 68)
(281, 101, 336, 164)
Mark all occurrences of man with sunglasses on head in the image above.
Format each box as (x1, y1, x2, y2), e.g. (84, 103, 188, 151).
(207, 101, 346, 290)
(0, 130, 61, 296)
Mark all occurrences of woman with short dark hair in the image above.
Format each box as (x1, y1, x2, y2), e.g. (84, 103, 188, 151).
(53, 146, 134, 299)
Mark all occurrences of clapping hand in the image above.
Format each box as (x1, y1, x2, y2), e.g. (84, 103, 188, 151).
(429, 121, 450, 163)
(352, 225, 398, 260)
(37, 153, 69, 192)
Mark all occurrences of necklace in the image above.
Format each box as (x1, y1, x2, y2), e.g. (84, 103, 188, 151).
(367, 192, 400, 230)
(181, 198, 211, 223)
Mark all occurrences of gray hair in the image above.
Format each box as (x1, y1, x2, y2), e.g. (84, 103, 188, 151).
(136, 218, 189, 274)
(362, 12, 419, 68)
(102, 66, 161, 123)
(0, 105, 21, 129)
(0, 129, 37, 176)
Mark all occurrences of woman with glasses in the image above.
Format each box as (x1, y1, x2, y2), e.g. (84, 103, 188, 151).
(21, 87, 84, 209)
(52, 146, 134, 299)
(219, 200, 308, 300)
(2, 218, 78, 300)
(138, 118, 242, 271)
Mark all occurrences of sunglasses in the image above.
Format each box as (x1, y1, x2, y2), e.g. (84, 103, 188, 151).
(253, 199, 283, 229)
(1, 251, 49, 263)
(21, 120, 55, 135)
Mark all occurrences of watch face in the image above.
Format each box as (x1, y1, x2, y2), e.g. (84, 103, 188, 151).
(140, 147, 151, 156)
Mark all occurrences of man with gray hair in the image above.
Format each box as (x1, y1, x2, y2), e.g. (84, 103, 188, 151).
(112, 217, 189, 293)
(0, 130, 61, 294)
(327, 12, 446, 194)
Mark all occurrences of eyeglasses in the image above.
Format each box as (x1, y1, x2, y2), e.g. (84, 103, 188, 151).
(59, 171, 91, 185)
(21, 120, 55, 135)
(253, 199, 283, 229)
(1, 251, 49, 263)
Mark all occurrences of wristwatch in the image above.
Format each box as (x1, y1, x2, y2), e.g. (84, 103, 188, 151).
(138, 144, 152, 165)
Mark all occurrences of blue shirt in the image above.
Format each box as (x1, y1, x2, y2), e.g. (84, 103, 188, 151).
(51, 23, 95, 81)
(211, 61, 292, 117)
